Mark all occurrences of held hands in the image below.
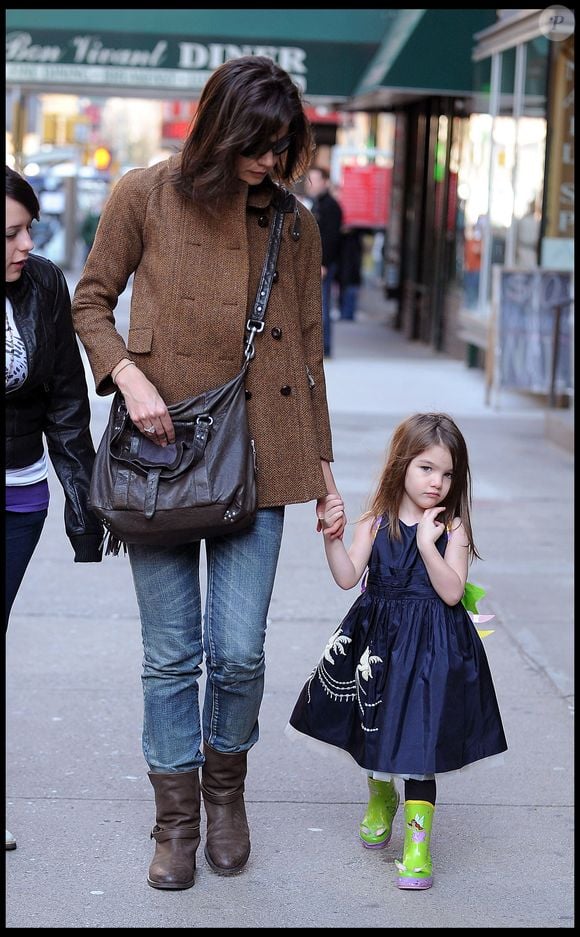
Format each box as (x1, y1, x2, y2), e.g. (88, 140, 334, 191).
(416, 505, 446, 552)
(316, 493, 346, 540)
(113, 360, 175, 446)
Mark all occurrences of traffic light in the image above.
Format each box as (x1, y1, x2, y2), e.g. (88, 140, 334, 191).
(93, 146, 112, 171)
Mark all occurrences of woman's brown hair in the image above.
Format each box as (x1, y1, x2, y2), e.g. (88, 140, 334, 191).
(366, 413, 480, 561)
(172, 55, 315, 211)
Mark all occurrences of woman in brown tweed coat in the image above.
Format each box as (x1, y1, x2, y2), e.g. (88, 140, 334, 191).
(72, 56, 345, 890)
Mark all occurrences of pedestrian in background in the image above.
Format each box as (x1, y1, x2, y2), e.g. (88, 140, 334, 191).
(72, 56, 345, 891)
(304, 166, 343, 356)
(5, 165, 103, 851)
(337, 226, 363, 321)
(289, 412, 507, 890)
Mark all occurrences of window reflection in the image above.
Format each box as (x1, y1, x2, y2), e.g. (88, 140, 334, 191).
(457, 35, 548, 316)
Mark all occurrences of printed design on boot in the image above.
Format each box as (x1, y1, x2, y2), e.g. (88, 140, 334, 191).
(395, 813, 429, 874)
(396, 801, 434, 889)
(306, 627, 382, 731)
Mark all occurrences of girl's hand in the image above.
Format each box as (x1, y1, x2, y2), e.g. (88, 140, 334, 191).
(316, 493, 346, 540)
(416, 505, 446, 550)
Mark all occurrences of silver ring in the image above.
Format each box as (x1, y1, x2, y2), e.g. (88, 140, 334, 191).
(144, 425, 155, 434)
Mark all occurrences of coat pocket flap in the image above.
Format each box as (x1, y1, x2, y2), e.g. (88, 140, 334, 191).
(127, 327, 153, 353)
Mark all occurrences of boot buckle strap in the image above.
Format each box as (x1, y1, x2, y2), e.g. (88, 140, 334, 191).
(151, 825, 200, 842)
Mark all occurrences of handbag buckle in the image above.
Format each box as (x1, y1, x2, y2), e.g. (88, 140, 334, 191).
(246, 318, 265, 333)
(244, 320, 264, 361)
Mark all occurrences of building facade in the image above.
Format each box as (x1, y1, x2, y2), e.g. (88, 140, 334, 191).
(9, 7, 571, 407)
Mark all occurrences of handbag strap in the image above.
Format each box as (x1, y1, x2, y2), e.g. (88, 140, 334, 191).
(244, 187, 298, 362)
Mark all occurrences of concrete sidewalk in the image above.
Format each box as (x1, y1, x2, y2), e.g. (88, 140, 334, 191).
(6, 281, 574, 928)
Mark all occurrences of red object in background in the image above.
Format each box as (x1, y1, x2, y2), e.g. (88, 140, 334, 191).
(464, 237, 482, 272)
(161, 120, 193, 140)
(304, 106, 343, 125)
(338, 164, 392, 228)
(161, 101, 198, 141)
(82, 104, 102, 126)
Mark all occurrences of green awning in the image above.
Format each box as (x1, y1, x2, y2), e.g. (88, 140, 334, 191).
(350, 9, 497, 108)
(5, 9, 393, 101)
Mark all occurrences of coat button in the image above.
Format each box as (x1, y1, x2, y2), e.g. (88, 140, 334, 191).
(280, 385, 292, 396)
(271, 327, 282, 340)
(272, 270, 279, 282)
(245, 390, 252, 400)
(258, 215, 269, 227)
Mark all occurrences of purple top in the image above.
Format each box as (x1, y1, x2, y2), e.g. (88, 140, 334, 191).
(6, 481, 50, 513)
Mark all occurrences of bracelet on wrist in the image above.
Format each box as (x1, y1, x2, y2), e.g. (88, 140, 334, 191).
(112, 360, 136, 385)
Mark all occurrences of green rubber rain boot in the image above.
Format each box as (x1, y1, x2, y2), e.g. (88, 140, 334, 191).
(395, 800, 435, 889)
(359, 777, 400, 849)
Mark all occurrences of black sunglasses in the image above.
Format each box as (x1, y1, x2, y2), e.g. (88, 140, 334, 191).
(241, 133, 293, 159)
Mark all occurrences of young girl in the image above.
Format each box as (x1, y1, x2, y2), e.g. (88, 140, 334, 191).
(288, 412, 507, 890)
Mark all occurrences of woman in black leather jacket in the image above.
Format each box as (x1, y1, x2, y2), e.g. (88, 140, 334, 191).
(5, 165, 103, 850)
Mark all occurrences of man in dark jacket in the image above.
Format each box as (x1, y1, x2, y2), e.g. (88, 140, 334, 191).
(304, 166, 343, 357)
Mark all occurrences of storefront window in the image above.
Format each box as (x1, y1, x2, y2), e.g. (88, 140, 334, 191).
(513, 117, 546, 266)
(513, 37, 549, 267)
(456, 114, 491, 309)
(457, 37, 548, 317)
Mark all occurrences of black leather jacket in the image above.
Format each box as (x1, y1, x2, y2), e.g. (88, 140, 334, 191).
(5, 254, 103, 562)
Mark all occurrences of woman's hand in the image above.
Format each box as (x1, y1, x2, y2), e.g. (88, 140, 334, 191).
(316, 461, 346, 540)
(112, 359, 175, 446)
(316, 493, 345, 540)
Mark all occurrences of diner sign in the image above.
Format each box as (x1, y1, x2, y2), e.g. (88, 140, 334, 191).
(6, 29, 378, 98)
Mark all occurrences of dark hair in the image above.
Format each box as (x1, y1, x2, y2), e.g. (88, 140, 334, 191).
(5, 165, 40, 220)
(172, 55, 315, 211)
(366, 413, 480, 561)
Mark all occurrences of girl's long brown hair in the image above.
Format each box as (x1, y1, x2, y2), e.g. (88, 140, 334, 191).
(172, 55, 315, 211)
(366, 413, 481, 561)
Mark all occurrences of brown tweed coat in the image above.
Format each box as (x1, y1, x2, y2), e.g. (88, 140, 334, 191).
(71, 155, 334, 509)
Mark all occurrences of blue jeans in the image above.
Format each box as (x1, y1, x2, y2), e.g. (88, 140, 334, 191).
(5, 509, 47, 630)
(128, 508, 285, 772)
(340, 284, 359, 320)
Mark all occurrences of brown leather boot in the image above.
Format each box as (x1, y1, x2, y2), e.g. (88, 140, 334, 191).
(147, 768, 201, 889)
(201, 742, 250, 875)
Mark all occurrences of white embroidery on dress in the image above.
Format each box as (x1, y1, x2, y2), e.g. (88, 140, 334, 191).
(323, 626, 351, 662)
(306, 626, 383, 732)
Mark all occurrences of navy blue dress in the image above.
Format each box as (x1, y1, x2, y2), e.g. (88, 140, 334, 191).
(289, 521, 508, 777)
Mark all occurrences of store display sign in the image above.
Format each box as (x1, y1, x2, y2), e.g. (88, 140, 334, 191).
(339, 165, 391, 228)
(493, 267, 573, 395)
